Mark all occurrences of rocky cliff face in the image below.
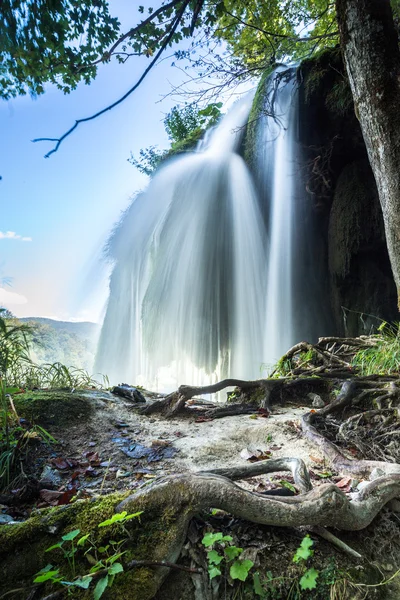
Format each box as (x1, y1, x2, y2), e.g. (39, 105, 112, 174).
(298, 47, 398, 335)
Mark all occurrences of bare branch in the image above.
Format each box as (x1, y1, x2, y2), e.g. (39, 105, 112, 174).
(32, 0, 191, 158)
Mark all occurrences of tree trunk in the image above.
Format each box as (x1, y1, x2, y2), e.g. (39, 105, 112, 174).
(336, 0, 400, 307)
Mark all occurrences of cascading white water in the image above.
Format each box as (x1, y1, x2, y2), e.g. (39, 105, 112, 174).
(95, 95, 269, 389)
(257, 68, 300, 367)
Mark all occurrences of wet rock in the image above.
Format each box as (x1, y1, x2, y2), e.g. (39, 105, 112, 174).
(111, 384, 146, 403)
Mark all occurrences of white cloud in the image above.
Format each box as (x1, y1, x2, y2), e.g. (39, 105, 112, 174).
(0, 231, 32, 242)
(0, 287, 28, 306)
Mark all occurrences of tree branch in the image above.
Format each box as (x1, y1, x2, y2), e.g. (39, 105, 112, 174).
(32, 0, 191, 158)
(77, 0, 186, 71)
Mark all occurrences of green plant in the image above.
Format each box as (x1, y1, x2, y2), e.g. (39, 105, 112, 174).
(202, 532, 254, 582)
(35, 510, 143, 599)
(0, 313, 34, 487)
(292, 535, 319, 591)
(352, 322, 400, 376)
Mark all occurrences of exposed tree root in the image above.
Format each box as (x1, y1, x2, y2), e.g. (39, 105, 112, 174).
(198, 457, 312, 494)
(140, 376, 329, 417)
(301, 380, 400, 478)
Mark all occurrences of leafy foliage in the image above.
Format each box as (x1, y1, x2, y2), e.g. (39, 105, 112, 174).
(129, 102, 222, 175)
(1, 0, 120, 98)
(0, 1, 352, 105)
(37, 510, 143, 598)
(293, 535, 314, 563)
(202, 531, 255, 586)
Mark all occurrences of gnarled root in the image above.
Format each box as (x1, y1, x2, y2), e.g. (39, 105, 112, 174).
(301, 380, 400, 478)
(140, 376, 329, 417)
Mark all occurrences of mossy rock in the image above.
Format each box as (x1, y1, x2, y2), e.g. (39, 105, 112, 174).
(14, 390, 96, 426)
(243, 66, 273, 172)
(0, 486, 189, 599)
(300, 47, 353, 116)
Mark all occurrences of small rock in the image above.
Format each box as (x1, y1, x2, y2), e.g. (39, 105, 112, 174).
(382, 564, 394, 572)
(308, 393, 325, 408)
(40, 465, 62, 488)
(0, 514, 14, 524)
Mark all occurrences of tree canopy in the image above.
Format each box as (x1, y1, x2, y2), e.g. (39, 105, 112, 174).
(0, 0, 351, 155)
(1, 1, 399, 156)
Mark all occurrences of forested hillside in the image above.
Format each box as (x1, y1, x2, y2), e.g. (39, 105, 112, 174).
(20, 317, 99, 372)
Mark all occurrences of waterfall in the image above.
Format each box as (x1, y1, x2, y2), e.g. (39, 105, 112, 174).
(95, 95, 268, 389)
(257, 68, 299, 367)
(95, 68, 322, 387)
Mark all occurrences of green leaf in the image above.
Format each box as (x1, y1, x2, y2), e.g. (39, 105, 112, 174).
(77, 534, 90, 546)
(279, 479, 297, 493)
(94, 575, 109, 600)
(208, 566, 221, 579)
(108, 562, 124, 575)
(202, 532, 224, 547)
(315, 471, 333, 479)
(62, 529, 80, 541)
(293, 536, 314, 563)
(230, 559, 254, 581)
(33, 569, 60, 583)
(224, 546, 243, 560)
(207, 550, 223, 565)
(45, 542, 64, 552)
(299, 567, 319, 590)
(123, 511, 143, 521)
(98, 512, 127, 527)
(253, 572, 265, 597)
(108, 552, 126, 565)
(71, 577, 92, 589)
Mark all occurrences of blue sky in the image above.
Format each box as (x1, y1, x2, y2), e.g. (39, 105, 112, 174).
(0, 2, 191, 322)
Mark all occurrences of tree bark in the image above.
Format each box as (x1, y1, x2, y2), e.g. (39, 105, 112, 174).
(336, 0, 400, 307)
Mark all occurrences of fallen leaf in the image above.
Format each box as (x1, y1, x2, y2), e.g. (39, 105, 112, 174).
(309, 455, 324, 464)
(57, 487, 77, 505)
(240, 448, 272, 462)
(335, 476, 352, 491)
(39, 489, 63, 504)
(51, 458, 69, 470)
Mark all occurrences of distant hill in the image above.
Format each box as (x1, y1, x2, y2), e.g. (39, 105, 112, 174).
(20, 317, 101, 373)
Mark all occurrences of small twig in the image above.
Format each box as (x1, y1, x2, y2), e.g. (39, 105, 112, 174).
(307, 526, 362, 559)
(100, 455, 111, 495)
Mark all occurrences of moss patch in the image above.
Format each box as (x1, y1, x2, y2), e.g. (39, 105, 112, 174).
(0, 487, 189, 600)
(14, 390, 94, 426)
(300, 47, 353, 116)
(243, 66, 273, 171)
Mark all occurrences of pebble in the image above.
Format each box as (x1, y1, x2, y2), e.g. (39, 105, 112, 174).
(0, 514, 14, 524)
(308, 393, 325, 408)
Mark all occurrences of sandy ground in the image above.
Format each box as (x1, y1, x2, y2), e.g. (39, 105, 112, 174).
(45, 391, 325, 498)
